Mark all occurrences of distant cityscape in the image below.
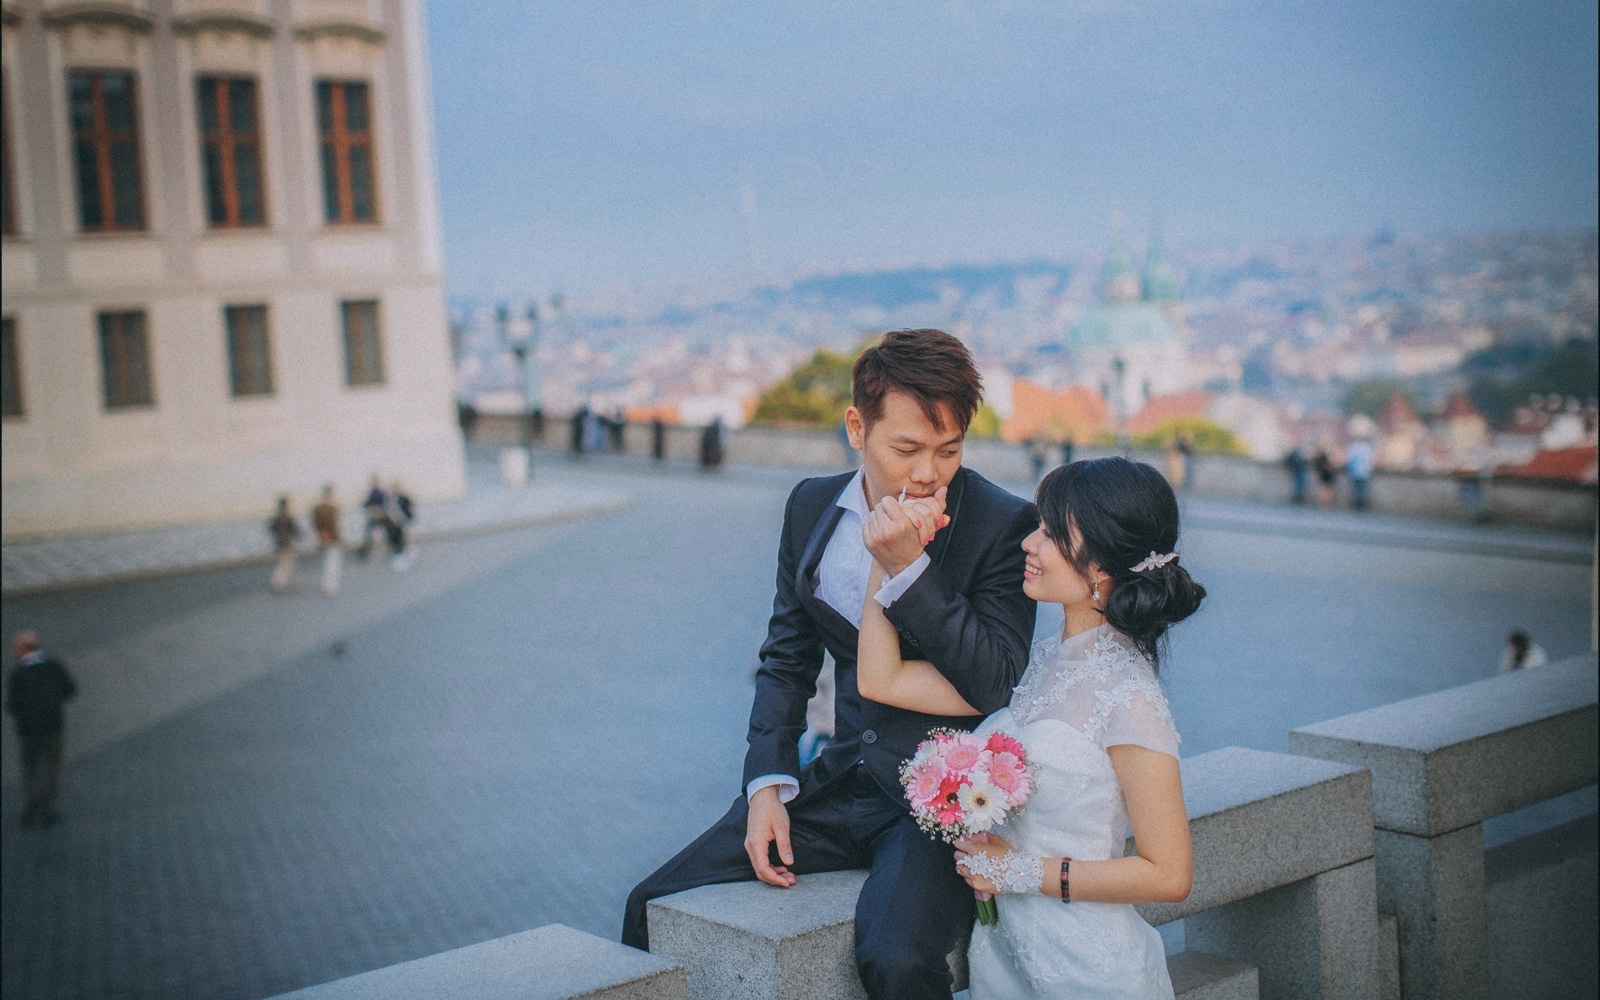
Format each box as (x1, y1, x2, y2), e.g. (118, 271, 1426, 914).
(451, 226, 1598, 482)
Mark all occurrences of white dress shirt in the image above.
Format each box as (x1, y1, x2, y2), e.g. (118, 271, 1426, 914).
(747, 469, 930, 803)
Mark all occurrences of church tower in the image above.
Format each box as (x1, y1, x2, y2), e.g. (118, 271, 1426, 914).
(1066, 220, 1192, 422)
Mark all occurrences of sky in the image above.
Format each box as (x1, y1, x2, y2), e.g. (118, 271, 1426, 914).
(425, 1, 1600, 298)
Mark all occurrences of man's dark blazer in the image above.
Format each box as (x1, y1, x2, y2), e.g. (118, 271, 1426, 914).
(743, 465, 1038, 804)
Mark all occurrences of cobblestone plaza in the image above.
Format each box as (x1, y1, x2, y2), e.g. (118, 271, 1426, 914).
(2, 451, 1594, 1000)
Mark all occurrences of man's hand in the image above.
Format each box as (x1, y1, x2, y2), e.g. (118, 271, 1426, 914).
(745, 785, 797, 887)
(863, 487, 950, 576)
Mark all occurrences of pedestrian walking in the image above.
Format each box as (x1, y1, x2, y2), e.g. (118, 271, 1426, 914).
(1313, 446, 1337, 508)
(1058, 437, 1075, 467)
(1163, 436, 1186, 491)
(386, 480, 416, 572)
(571, 404, 589, 456)
(312, 484, 343, 596)
(268, 496, 302, 593)
(652, 417, 667, 460)
(355, 476, 389, 560)
(1285, 445, 1310, 505)
(1178, 432, 1195, 492)
(6, 631, 77, 828)
(609, 408, 627, 452)
(699, 416, 724, 471)
(1026, 437, 1050, 481)
(1456, 451, 1491, 522)
(1346, 438, 1374, 511)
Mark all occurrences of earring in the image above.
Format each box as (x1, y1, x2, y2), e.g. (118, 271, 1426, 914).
(1092, 581, 1101, 603)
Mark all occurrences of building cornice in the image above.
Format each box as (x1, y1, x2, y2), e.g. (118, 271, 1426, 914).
(294, 18, 384, 45)
(172, 9, 275, 40)
(39, 1, 153, 33)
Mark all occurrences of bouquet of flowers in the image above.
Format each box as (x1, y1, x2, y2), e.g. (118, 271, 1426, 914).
(899, 728, 1034, 925)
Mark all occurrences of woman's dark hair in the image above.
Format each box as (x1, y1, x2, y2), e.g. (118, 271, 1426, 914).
(1036, 457, 1206, 671)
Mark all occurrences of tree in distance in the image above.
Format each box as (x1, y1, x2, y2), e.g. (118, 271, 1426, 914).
(752, 338, 1004, 440)
(1131, 416, 1247, 455)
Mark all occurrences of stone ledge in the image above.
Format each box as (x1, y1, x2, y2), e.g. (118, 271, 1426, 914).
(1484, 813, 1599, 1000)
(647, 869, 959, 1000)
(1288, 656, 1599, 836)
(265, 924, 685, 1000)
(1138, 747, 1374, 925)
(1167, 949, 1260, 999)
(648, 747, 1369, 997)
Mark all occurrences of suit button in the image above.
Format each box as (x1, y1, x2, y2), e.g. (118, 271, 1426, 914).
(862, 730, 877, 744)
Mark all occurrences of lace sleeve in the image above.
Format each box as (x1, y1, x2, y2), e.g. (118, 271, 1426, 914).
(1091, 668, 1180, 758)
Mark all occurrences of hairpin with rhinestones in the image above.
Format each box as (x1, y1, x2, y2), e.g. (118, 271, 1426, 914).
(1130, 551, 1178, 573)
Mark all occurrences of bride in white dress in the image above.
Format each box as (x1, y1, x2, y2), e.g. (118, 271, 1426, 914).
(858, 457, 1206, 999)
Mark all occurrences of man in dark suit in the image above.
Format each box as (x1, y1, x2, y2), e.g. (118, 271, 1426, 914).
(623, 329, 1037, 999)
(6, 631, 77, 828)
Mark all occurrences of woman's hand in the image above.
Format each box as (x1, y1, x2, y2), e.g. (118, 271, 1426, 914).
(953, 832, 1013, 895)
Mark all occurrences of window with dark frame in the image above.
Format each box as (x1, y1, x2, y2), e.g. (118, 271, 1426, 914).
(69, 71, 145, 231)
(316, 80, 377, 225)
(341, 299, 384, 386)
(198, 76, 266, 228)
(225, 304, 274, 396)
(3, 74, 17, 236)
(98, 310, 154, 408)
(1, 316, 22, 417)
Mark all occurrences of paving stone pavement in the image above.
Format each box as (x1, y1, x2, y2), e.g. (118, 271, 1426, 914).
(1, 451, 1594, 1000)
(1, 453, 632, 596)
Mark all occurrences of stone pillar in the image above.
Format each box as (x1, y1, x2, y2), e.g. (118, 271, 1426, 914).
(1290, 657, 1596, 1000)
(1187, 858, 1379, 1000)
(1372, 826, 1487, 1000)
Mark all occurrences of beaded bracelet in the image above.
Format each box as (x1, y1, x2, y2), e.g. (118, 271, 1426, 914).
(1060, 857, 1072, 903)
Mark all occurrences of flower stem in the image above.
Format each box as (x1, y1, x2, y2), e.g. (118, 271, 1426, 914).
(975, 896, 999, 926)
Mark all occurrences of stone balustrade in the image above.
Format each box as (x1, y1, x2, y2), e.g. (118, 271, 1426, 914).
(645, 746, 1380, 1000)
(1288, 654, 1598, 1000)
(265, 925, 686, 1000)
(269, 660, 1596, 1000)
(470, 414, 1598, 530)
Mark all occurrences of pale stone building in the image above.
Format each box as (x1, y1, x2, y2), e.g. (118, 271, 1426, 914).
(1, 0, 463, 539)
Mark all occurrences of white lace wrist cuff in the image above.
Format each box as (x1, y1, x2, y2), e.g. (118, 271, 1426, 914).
(959, 851, 1044, 894)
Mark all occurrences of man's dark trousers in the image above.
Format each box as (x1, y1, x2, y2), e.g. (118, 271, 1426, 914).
(20, 730, 65, 823)
(623, 764, 974, 998)
(623, 467, 1036, 999)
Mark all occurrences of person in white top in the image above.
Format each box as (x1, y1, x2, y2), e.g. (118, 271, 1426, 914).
(1498, 631, 1550, 673)
(860, 457, 1207, 998)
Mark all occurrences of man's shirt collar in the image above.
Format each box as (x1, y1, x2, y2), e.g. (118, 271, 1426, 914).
(835, 468, 870, 519)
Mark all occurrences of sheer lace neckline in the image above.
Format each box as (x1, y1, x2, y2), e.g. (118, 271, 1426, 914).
(1009, 624, 1175, 745)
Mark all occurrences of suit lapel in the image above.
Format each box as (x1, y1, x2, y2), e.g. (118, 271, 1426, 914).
(797, 501, 847, 607)
(925, 466, 968, 568)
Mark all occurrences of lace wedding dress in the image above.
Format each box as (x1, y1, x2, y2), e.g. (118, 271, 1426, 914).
(966, 623, 1180, 999)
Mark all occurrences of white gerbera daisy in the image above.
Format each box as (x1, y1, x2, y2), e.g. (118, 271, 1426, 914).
(957, 774, 1008, 832)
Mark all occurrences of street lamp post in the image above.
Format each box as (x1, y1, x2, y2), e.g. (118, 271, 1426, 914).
(520, 302, 542, 445)
(1112, 354, 1129, 453)
(502, 302, 543, 449)
(493, 304, 529, 487)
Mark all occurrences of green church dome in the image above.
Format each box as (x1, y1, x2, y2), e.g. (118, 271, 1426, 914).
(1068, 301, 1182, 350)
(1142, 243, 1180, 302)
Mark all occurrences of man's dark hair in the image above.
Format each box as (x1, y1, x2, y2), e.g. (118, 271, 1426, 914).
(851, 328, 983, 432)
